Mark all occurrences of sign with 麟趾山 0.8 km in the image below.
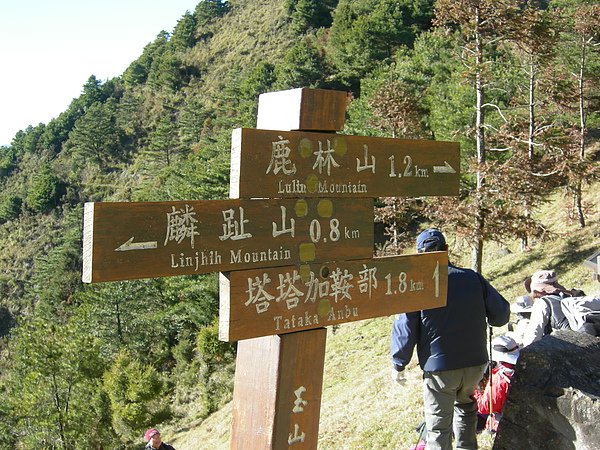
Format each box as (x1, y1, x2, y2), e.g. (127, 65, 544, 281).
(82, 198, 374, 283)
(230, 128, 460, 199)
(219, 251, 448, 342)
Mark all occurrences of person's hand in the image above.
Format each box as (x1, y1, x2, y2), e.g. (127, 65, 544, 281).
(391, 367, 406, 385)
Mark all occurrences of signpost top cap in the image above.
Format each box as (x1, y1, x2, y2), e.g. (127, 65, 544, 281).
(256, 87, 347, 132)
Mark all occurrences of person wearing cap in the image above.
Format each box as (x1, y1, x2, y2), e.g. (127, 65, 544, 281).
(510, 295, 534, 319)
(520, 269, 584, 347)
(391, 229, 510, 450)
(144, 428, 175, 450)
(474, 335, 520, 432)
(508, 295, 534, 343)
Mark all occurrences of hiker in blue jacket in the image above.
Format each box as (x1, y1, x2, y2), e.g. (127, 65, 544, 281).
(391, 229, 510, 450)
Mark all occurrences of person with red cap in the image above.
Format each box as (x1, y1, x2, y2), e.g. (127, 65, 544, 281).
(144, 428, 175, 450)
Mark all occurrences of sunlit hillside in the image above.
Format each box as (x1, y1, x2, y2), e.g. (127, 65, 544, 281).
(167, 181, 599, 449)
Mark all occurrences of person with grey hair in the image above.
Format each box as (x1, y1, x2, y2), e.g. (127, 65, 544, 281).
(391, 229, 510, 450)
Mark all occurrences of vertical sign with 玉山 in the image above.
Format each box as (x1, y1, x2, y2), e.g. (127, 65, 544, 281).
(230, 328, 326, 449)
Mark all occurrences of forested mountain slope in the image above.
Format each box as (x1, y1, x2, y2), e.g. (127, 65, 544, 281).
(169, 179, 599, 448)
(0, 0, 597, 448)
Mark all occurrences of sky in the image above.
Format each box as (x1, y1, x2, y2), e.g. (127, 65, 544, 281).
(0, 0, 200, 146)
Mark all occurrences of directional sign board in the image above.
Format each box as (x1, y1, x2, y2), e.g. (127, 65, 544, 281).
(230, 128, 460, 199)
(82, 198, 374, 283)
(219, 251, 448, 341)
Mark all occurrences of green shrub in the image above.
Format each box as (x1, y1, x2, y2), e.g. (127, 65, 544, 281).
(25, 166, 63, 213)
(0, 194, 22, 223)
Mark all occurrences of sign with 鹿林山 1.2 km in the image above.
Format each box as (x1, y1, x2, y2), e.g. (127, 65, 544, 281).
(82, 197, 374, 283)
(229, 128, 460, 199)
(219, 251, 448, 342)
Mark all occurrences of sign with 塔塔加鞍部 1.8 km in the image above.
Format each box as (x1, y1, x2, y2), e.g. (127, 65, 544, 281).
(219, 251, 448, 342)
(82, 197, 374, 283)
(229, 128, 460, 199)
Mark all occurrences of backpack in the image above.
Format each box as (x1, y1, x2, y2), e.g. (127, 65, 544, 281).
(543, 295, 600, 337)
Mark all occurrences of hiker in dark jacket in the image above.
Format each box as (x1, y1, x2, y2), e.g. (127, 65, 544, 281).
(391, 229, 510, 450)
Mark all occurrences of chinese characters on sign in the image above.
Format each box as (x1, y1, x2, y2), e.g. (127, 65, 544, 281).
(165, 204, 199, 248)
(82, 198, 373, 283)
(219, 251, 448, 342)
(288, 386, 308, 445)
(245, 265, 358, 315)
(230, 128, 460, 199)
(267, 136, 296, 175)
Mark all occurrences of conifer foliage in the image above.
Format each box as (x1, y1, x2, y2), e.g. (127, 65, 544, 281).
(0, 1, 597, 447)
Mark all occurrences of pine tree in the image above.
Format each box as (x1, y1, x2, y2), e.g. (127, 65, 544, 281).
(434, 0, 518, 271)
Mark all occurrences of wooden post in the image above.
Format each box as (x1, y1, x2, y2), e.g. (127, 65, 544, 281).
(230, 329, 326, 449)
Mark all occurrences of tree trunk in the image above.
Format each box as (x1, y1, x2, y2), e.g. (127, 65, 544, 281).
(574, 183, 585, 228)
(471, 210, 484, 273)
(116, 299, 124, 344)
(579, 38, 587, 161)
(52, 372, 69, 449)
(522, 62, 537, 251)
(575, 37, 587, 228)
(528, 62, 536, 161)
(472, 5, 485, 273)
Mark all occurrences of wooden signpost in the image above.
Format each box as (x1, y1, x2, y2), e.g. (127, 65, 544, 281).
(81, 87, 459, 449)
(223, 88, 456, 449)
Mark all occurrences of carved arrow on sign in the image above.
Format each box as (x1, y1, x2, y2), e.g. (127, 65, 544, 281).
(432, 161, 457, 174)
(114, 237, 158, 252)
